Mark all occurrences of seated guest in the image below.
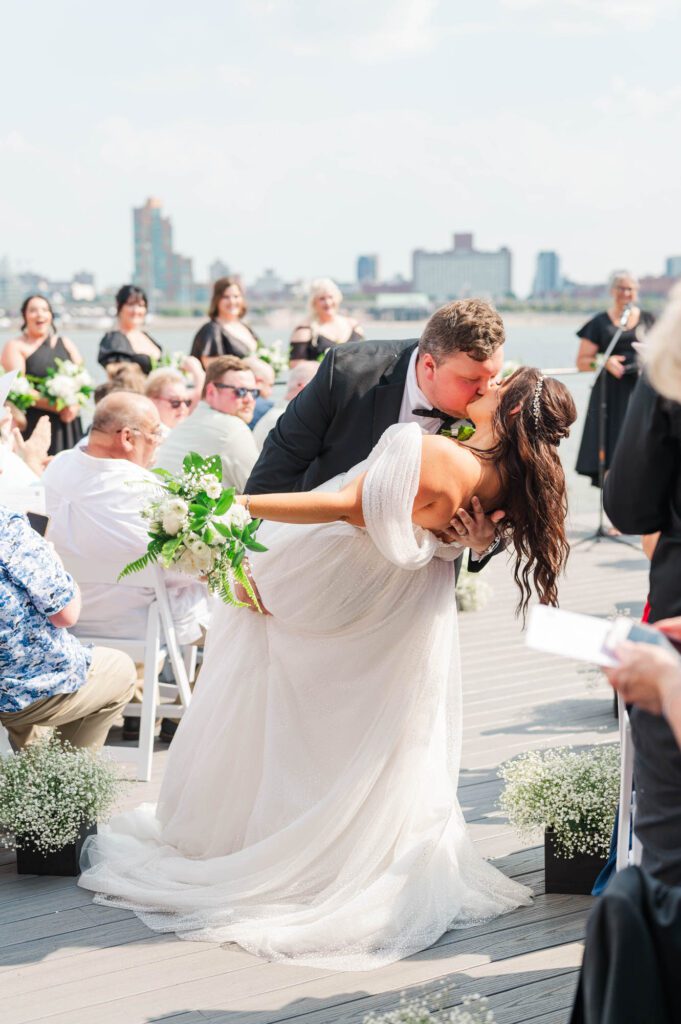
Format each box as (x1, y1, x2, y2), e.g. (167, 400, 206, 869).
(145, 368, 194, 434)
(606, 630, 681, 750)
(253, 362, 319, 451)
(155, 356, 258, 491)
(190, 277, 259, 368)
(42, 392, 210, 646)
(98, 285, 162, 377)
(0, 505, 135, 750)
(243, 356, 275, 429)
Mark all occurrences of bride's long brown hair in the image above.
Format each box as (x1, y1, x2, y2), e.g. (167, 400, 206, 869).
(482, 367, 577, 618)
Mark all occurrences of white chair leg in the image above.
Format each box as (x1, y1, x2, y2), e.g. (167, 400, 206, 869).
(0, 722, 12, 755)
(137, 603, 161, 782)
(183, 644, 198, 684)
(616, 694, 634, 872)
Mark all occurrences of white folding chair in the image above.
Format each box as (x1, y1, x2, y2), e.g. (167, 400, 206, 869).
(63, 559, 196, 782)
(616, 694, 643, 871)
(0, 723, 12, 755)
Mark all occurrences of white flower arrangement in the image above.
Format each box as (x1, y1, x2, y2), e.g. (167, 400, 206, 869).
(31, 357, 93, 410)
(364, 991, 495, 1023)
(0, 369, 36, 412)
(120, 451, 267, 607)
(0, 737, 126, 855)
(256, 339, 287, 379)
(455, 564, 492, 613)
(498, 745, 620, 859)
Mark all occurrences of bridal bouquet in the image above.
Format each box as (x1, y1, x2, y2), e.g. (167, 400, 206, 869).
(31, 358, 93, 410)
(119, 452, 267, 607)
(256, 340, 287, 379)
(0, 369, 36, 412)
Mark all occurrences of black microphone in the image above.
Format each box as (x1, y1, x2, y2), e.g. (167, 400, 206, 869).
(619, 303, 632, 328)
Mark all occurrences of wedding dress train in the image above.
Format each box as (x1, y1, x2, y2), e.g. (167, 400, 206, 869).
(79, 423, 531, 970)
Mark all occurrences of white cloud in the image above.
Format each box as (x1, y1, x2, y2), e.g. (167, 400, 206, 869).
(595, 76, 681, 117)
(500, 0, 672, 31)
(352, 0, 438, 61)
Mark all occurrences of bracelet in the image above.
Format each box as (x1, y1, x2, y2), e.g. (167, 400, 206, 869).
(477, 536, 500, 560)
(244, 494, 251, 516)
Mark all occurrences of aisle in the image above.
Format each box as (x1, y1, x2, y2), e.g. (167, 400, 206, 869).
(0, 521, 646, 1024)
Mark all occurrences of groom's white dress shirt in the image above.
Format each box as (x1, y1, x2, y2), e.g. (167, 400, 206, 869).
(42, 448, 211, 644)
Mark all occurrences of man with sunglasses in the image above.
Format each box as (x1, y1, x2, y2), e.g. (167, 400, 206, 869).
(155, 356, 259, 492)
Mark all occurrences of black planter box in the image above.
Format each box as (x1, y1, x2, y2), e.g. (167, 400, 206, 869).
(544, 829, 607, 895)
(16, 822, 97, 877)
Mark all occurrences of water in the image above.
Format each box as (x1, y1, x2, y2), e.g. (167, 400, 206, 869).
(0, 315, 598, 519)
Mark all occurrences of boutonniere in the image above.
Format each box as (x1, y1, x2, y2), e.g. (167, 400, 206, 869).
(440, 422, 476, 442)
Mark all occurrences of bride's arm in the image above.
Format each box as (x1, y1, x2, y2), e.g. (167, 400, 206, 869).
(238, 474, 367, 527)
(239, 436, 471, 530)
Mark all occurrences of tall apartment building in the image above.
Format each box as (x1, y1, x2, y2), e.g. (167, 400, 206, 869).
(133, 198, 194, 308)
(665, 256, 681, 278)
(357, 254, 379, 285)
(532, 251, 561, 296)
(412, 233, 512, 302)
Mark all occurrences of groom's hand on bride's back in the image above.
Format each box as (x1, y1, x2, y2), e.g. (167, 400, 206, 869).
(435, 495, 505, 556)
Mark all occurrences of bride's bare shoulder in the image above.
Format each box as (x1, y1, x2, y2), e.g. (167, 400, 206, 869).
(416, 434, 480, 509)
(421, 434, 478, 474)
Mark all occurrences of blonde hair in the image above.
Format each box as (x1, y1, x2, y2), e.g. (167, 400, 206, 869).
(145, 368, 185, 399)
(308, 277, 343, 322)
(646, 281, 681, 402)
(609, 269, 639, 290)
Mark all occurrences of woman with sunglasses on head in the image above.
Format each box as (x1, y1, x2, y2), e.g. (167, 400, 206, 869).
(98, 285, 162, 377)
(575, 270, 655, 489)
(1, 294, 86, 455)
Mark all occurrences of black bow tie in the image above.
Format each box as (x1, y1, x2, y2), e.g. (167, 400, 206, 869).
(412, 407, 454, 426)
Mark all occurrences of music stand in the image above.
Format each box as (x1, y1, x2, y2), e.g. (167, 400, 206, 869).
(574, 312, 639, 549)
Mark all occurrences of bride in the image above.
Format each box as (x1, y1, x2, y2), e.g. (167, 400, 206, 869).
(80, 367, 577, 971)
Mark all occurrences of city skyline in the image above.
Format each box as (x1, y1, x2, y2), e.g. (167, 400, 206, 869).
(2, 1, 681, 296)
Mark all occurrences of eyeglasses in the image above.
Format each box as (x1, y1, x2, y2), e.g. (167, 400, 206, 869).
(158, 397, 192, 409)
(212, 383, 260, 399)
(115, 426, 164, 442)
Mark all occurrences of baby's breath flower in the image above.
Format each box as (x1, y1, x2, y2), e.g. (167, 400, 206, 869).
(498, 745, 619, 858)
(0, 737, 128, 854)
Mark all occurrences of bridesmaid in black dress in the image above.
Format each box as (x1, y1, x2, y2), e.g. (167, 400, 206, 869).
(290, 277, 364, 365)
(0, 295, 85, 455)
(98, 285, 162, 377)
(575, 271, 655, 486)
(190, 277, 259, 368)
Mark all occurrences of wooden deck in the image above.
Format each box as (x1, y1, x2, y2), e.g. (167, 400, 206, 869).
(0, 516, 648, 1024)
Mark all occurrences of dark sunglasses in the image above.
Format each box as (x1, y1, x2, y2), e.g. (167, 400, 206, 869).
(213, 383, 260, 399)
(159, 397, 192, 409)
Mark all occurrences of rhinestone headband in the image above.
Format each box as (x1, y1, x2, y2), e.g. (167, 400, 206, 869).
(531, 375, 545, 427)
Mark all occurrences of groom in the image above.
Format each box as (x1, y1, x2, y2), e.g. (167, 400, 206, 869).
(246, 299, 506, 570)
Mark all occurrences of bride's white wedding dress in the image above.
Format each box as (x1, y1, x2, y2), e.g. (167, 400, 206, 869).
(79, 423, 530, 970)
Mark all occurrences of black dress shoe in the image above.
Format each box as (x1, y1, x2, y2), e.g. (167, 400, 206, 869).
(122, 716, 140, 741)
(159, 718, 178, 744)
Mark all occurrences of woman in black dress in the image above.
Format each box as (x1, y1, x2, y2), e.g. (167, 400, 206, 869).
(98, 285, 162, 377)
(0, 295, 85, 455)
(575, 271, 655, 486)
(190, 277, 259, 368)
(289, 277, 364, 365)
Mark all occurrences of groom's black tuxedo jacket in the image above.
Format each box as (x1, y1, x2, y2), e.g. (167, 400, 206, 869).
(247, 338, 416, 495)
(246, 338, 491, 573)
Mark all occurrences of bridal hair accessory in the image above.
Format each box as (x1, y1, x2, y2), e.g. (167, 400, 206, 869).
(531, 376, 545, 427)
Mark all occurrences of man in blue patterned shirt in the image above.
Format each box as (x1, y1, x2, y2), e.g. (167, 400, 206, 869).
(0, 505, 136, 749)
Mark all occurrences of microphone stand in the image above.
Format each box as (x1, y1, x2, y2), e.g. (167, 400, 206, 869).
(575, 305, 639, 548)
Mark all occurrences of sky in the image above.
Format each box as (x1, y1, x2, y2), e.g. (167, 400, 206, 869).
(1, 0, 680, 296)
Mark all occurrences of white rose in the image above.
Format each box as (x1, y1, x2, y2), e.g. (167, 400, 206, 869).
(164, 497, 188, 517)
(187, 538, 214, 573)
(204, 478, 222, 500)
(224, 503, 251, 530)
(162, 511, 186, 536)
(174, 547, 198, 576)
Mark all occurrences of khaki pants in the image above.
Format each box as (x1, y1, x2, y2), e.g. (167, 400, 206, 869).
(0, 647, 136, 751)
